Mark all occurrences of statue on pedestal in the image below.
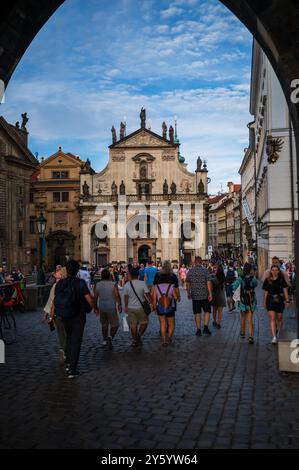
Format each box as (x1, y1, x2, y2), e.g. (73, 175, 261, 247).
(140, 108, 146, 129)
(82, 181, 90, 198)
(21, 112, 29, 130)
(196, 156, 202, 172)
(111, 126, 117, 144)
(111, 181, 118, 196)
(162, 122, 167, 139)
(120, 180, 126, 195)
(198, 179, 205, 194)
(120, 122, 126, 140)
(163, 179, 168, 195)
(169, 126, 174, 142)
(170, 182, 177, 195)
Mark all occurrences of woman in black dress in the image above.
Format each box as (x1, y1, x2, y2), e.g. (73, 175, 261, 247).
(263, 265, 290, 345)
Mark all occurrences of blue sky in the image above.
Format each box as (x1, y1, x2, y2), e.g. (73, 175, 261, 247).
(1, 0, 252, 194)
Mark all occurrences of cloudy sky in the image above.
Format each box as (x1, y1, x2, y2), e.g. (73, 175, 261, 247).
(1, 0, 252, 194)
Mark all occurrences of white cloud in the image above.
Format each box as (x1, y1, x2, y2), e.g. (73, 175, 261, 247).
(160, 6, 184, 19)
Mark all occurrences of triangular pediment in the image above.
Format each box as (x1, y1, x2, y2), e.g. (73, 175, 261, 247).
(110, 128, 178, 149)
(41, 150, 83, 167)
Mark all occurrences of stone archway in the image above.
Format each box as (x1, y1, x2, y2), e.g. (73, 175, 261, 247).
(46, 230, 76, 269)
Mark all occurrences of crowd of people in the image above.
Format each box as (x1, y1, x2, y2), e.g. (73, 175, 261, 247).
(42, 255, 296, 379)
(0, 266, 26, 288)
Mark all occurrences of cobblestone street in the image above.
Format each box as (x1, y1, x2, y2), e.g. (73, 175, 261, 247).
(0, 287, 299, 449)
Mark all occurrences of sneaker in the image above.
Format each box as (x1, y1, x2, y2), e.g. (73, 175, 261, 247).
(249, 337, 254, 345)
(67, 371, 79, 379)
(272, 336, 278, 345)
(131, 340, 138, 348)
(203, 327, 212, 336)
(107, 337, 113, 350)
(240, 332, 246, 338)
(216, 323, 221, 330)
(65, 364, 71, 373)
(196, 329, 202, 337)
(102, 339, 108, 346)
(212, 321, 217, 328)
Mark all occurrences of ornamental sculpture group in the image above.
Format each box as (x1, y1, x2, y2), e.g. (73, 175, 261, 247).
(110, 109, 177, 144)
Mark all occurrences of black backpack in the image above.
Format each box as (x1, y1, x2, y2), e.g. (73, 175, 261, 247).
(240, 276, 254, 307)
(54, 277, 81, 319)
(226, 269, 235, 285)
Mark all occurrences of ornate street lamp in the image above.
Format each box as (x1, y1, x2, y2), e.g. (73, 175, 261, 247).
(36, 213, 47, 285)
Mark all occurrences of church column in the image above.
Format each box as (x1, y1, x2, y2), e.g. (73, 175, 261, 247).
(81, 215, 91, 264)
(195, 202, 207, 259)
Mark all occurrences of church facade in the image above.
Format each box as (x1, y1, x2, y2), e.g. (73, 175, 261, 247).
(79, 110, 209, 266)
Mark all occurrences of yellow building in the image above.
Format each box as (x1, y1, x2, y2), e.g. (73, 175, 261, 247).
(30, 148, 87, 269)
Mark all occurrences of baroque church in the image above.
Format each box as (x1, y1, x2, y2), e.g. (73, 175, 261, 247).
(79, 109, 209, 266)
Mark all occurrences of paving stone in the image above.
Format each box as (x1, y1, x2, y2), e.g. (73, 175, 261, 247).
(0, 288, 298, 449)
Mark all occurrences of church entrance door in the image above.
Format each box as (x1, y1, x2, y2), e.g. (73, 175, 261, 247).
(138, 245, 151, 264)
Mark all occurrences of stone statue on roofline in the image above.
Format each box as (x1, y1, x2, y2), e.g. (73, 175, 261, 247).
(120, 122, 126, 140)
(140, 108, 146, 129)
(162, 122, 167, 139)
(111, 126, 117, 144)
(21, 112, 29, 130)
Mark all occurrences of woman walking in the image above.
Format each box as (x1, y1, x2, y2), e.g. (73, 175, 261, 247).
(179, 264, 188, 289)
(94, 269, 122, 348)
(43, 266, 67, 363)
(263, 265, 290, 344)
(233, 263, 257, 345)
(152, 260, 180, 346)
(211, 264, 226, 329)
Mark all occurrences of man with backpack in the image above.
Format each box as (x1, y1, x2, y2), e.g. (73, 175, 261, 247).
(225, 261, 238, 312)
(54, 260, 94, 379)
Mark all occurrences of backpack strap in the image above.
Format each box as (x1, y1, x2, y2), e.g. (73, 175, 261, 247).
(156, 284, 172, 298)
(130, 281, 144, 308)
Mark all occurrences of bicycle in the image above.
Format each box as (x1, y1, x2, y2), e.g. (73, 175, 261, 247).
(0, 285, 17, 345)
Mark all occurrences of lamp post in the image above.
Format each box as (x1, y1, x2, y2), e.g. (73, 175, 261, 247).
(36, 213, 47, 285)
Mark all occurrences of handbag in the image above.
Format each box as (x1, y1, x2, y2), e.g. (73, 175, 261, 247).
(122, 313, 130, 332)
(130, 281, 151, 316)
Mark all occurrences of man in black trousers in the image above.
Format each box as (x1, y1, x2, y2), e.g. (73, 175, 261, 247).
(54, 260, 94, 379)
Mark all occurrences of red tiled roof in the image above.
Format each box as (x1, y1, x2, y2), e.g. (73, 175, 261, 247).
(209, 195, 226, 204)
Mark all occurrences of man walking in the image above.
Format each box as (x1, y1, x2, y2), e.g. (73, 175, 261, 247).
(186, 257, 213, 336)
(144, 259, 157, 290)
(54, 260, 94, 379)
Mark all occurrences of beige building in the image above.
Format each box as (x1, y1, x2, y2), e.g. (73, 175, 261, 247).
(241, 40, 298, 272)
(208, 184, 241, 258)
(30, 149, 86, 269)
(79, 110, 209, 266)
(0, 114, 38, 272)
(208, 195, 226, 253)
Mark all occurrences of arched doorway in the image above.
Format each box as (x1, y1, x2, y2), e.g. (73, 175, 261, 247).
(54, 245, 66, 267)
(138, 245, 151, 264)
(46, 230, 76, 270)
